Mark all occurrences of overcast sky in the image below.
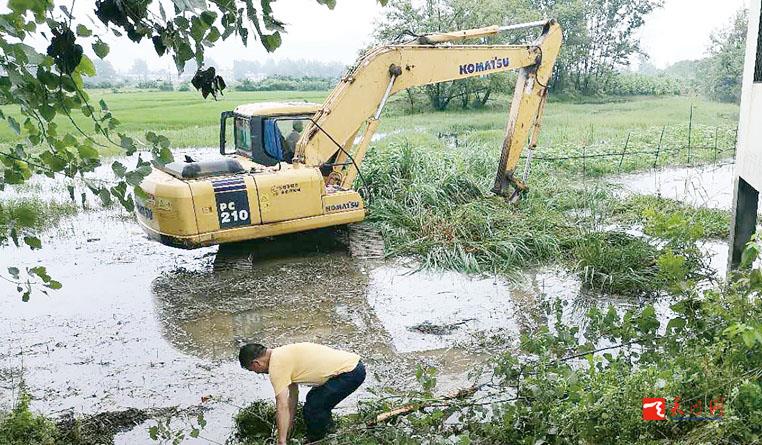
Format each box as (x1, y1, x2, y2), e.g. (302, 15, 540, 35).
(33, 0, 753, 72)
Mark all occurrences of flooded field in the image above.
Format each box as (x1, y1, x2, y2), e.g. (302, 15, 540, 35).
(612, 161, 736, 209)
(0, 153, 738, 443)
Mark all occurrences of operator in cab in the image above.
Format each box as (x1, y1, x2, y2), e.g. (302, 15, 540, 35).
(284, 120, 304, 162)
(239, 342, 366, 444)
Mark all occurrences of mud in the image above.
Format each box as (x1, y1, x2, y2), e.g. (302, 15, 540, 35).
(56, 406, 202, 445)
(1, 152, 737, 444)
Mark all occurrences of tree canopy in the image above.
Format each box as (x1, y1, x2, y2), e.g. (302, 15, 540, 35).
(373, 0, 662, 110)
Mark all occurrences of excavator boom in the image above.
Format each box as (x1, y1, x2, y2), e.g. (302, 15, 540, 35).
(295, 19, 563, 196)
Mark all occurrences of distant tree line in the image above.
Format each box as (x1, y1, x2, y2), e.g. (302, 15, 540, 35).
(633, 9, 746, 104)
(235, 76, 336, 91)
(82, 57, 345, 91)
(232, 58, 345, 80)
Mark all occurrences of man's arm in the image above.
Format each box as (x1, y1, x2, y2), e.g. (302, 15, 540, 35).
(275, 388, 291, 445)
(288, 383, 298, 430)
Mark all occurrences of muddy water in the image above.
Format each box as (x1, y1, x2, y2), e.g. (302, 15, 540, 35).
(0, 173, 582, 444)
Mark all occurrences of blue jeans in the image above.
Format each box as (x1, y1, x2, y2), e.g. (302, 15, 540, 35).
(303, 361, 366, 441)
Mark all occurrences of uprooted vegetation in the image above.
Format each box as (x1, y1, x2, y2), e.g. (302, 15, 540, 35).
(0, 394, 203, 445)
(232, 401, 307, 444)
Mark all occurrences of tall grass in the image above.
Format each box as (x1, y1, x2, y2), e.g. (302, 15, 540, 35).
(0, 198, 79, 233)
(364, 136, 719, 295)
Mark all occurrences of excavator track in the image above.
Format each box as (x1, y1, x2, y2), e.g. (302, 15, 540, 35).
(347, 223, 385, 260)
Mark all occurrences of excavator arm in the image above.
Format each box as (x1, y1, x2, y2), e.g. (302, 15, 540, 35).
(293, 19, 563, 197)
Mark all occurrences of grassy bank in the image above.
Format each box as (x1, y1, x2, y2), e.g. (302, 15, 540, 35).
(0, 91, 738, 159)
(0, 90, 328, 153)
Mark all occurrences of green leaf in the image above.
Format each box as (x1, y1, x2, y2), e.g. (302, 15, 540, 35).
(99, 99, 109, 111)
(92, 39, 110, 59)
(741, 241, 760, 268)
(7, 116, 20, 135)
(7, 267, 20, 279)
(24, 236, 42, 250)
(666, 317, 686, 333)
(47, 280, 62, 290)
(77, 143, 99, 160)
(98, 188, 112, 206)
(157, 135, 170, 149)
(316, 0, 337, 9)
(155, 147, 174, 165)
(742, 331, 756, 348)
(39, 104, 56, 122)
(76, 24, 92, 37)
(259, 31, 282, 52)
(112, 161, 127, 178)
(119, 134, 137, 155)
(77, 54, 96, 77)
(200, 10, 217, 26)
(39, 151, 67, 172)
(190, 16, 209, 42)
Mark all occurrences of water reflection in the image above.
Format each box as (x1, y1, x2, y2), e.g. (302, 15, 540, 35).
(152, 230, 397, 362)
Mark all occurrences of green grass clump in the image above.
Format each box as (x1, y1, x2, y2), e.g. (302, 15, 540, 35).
(612, 195, 730, 239)
(0, 394, 58, 445)
(570, 232, 659, 296)
(0, 199, 79, 233)
(364, 140, 569, 273)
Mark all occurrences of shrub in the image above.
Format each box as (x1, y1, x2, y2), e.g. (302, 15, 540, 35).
(0, 393, 58, 445)
(235, 75, 335, 92)
(607, 73, 684, 96)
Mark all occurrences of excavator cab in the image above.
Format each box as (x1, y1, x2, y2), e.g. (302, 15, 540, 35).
(220, 102, 320, 166)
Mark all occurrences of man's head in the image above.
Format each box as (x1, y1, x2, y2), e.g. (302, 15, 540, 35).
(239, 343, 268, 373)
(292, 120, 304, 132)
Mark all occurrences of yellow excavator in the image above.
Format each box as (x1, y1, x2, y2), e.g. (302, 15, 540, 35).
(135, 19, 563, 249)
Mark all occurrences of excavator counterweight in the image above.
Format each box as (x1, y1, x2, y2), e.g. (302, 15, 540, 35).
(134, 20, 563, 249)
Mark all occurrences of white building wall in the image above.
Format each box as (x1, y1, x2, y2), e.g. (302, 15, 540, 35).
(736, 0, 762, 191)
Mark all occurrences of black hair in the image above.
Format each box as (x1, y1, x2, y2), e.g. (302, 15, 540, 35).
(239, 343, 267, 368)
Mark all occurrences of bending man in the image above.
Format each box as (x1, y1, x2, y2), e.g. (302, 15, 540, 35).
(239, 342, 366, 443)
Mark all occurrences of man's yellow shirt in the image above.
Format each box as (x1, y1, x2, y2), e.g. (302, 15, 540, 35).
(268, 342, 360, 396)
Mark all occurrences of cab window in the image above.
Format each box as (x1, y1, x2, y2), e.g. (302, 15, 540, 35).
(234, 117, 252, 151)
